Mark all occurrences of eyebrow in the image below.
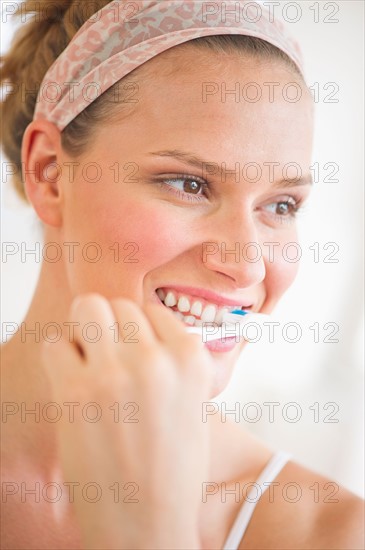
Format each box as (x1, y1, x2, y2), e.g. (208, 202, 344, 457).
(148, 149, 313, 188)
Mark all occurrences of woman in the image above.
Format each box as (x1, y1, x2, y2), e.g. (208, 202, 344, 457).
(1, 1, 364, 548)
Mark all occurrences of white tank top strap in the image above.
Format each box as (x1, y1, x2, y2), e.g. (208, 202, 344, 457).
(222, 450, 292, 550)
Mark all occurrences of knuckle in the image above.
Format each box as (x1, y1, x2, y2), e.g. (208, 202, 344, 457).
(139, 345, 171, 372)
(65, 380, 92, 403)
(179, 340, 211, 379)
(179, 334, 205, 360)
(41, 337, 65, 363)
(135, 346, 175, 383)
(71, 367, 130, 403)
(69, 293, 109, 319)
(93, 368, 131, 398)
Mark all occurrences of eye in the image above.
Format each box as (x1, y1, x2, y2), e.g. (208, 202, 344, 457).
(167, 177, 203, 195)
(155, 174, 210, 203)
(263, 197, 301, 218)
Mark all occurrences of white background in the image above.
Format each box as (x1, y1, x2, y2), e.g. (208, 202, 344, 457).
(1, 1, 364, 497)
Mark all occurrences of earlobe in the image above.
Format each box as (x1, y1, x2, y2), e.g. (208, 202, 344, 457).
(21, 120, 64, 227)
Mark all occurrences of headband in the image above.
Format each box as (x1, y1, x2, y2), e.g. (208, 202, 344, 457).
(33, 0, 304, 131)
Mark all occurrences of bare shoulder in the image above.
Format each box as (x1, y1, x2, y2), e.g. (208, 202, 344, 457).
(239, 458, 365, 550)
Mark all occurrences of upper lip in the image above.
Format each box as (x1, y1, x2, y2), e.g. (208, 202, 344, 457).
(156, 285, 254, 308)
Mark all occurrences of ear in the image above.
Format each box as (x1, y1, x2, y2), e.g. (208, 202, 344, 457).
(21, 119, 65, 227)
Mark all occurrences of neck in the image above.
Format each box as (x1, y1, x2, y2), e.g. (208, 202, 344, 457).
(1, 256, 74, 466)
(3, 255, 73, 383)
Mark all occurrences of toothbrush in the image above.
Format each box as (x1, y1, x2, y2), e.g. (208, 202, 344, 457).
(186, 309, 271, 342)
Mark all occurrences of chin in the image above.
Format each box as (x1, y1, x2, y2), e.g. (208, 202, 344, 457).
(207, 346, 243, 399)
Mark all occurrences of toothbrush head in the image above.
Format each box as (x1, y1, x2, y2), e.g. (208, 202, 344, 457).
(230, 309, 249, 316)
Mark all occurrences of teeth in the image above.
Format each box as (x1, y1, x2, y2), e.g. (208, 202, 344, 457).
(191, 300, 203, 317)
(157, 288, 166, 301)
(158, 288, 246, 328)
(201, 304, 217, 323)
(177, 296, 191, 313)
(184, 315, 196, 326)
(172, 310, 184, 320)
(215, 307, 229, 324)
(164, 291, 177, 307)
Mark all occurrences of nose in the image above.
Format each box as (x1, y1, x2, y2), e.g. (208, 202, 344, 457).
(201, 207, 266, 288)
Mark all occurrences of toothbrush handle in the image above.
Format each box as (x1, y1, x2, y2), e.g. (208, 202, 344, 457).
(185, 326, 226, 342)
(186, 313, 272, 342)
(223, 312, 271, 325)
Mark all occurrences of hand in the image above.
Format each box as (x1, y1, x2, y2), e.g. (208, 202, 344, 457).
(42, 294, 213, 549)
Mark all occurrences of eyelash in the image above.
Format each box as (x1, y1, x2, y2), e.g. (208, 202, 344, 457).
(153, 174, 210, 203)
(263, 196, 303, 221)
(153, 173, 304, 219)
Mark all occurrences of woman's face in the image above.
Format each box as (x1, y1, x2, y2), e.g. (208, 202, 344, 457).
(55, 48, 314, 397)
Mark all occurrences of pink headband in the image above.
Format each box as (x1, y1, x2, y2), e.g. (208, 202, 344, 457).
(33, 0, 304, 131)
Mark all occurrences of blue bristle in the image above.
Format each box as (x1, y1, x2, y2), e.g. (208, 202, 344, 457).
(230, 309, 248, 316)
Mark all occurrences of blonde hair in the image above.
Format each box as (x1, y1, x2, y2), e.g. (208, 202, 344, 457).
(1, 0, 304, 203)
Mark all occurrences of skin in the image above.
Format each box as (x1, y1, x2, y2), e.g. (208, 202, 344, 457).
(1, 47, 364, 549)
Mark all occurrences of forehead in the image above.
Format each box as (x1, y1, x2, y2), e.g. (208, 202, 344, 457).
(107, 47, 314, 164)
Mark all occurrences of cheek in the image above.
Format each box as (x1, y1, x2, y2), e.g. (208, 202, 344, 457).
(102, 200, 190, 267)
(262, 240, 301, 310)
(62, 188, 192, 295)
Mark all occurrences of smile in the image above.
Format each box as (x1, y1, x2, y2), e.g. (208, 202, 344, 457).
(156, 287, 251, 328)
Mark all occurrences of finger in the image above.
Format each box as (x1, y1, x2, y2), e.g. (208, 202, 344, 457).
(108, 297, 157, 348)
(41, 335, 83, 398)
(143, 303, 207, 355)
(143, 304, 212, 397)
(68, 293, 118, 364)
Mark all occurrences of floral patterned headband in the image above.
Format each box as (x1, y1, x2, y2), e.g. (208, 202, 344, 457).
(33, 0, 304, 131)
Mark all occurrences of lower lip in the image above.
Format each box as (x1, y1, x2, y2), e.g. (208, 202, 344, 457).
(204, 337, 239, 353)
